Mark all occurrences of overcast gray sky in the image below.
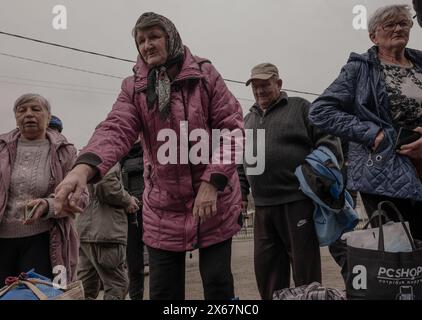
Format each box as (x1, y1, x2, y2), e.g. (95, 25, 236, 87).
(0, 0, 421, 149)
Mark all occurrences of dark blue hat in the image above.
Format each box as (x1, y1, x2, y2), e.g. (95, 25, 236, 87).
(49, 115, 63, 133)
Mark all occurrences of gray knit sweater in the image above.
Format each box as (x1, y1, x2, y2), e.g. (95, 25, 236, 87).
(238, 92, 343, 206)
(0, 139, 52, 238)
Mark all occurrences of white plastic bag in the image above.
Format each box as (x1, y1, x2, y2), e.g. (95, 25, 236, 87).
(341, 221, 414, 252)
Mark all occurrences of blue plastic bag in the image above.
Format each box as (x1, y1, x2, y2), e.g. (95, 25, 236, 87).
(0, 269, 64, 300)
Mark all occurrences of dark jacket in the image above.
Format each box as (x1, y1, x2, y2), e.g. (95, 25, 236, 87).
(120, 142, 144, 199)
(238, 92, 343, 206)
(414, 0, 422, 27)
(77, 164, 132, 245)
(309, 46, 422, 201)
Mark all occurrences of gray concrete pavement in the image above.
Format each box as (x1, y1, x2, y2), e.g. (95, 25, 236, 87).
(142, 238, 344, 300)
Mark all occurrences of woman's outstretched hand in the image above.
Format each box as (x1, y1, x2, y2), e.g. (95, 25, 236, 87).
(54, 164, 94, 215)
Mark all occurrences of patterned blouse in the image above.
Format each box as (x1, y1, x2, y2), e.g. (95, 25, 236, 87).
(382, 62, 422, 129)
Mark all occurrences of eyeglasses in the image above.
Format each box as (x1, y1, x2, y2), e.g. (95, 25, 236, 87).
(381, 20, 413, 31)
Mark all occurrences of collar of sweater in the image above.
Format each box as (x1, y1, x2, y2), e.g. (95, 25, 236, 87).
(250, 91, 288, 117)
(18, 138, 50, 147)
(0, 128, 71, 149)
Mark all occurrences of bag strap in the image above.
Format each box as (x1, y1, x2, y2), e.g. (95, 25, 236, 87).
(376, 201, 416, 251)
(0, 279, 50, 300)
(363, 210, 391, 229)
(196, 59, 212, 104)
(0, 283, 17, 297)
(22, 280, 49, 300)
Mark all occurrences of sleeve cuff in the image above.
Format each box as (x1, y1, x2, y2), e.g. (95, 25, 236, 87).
(43, 198, 56, 220)
(122, 192, 133, 209)
(209, 173, 228, 192)
(74, 152, 102, 183)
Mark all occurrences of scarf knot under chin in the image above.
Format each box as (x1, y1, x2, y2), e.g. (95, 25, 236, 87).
(146, 55, 183, 120)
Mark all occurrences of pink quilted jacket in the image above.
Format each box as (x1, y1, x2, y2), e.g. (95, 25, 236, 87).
(0, 129, 88, 281)
(79, 46, 244, 251)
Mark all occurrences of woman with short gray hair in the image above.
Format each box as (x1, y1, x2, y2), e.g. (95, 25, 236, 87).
(13, 93, 51, 115)
(367, 4, 413, 35)
(0, 93, 88, 286)
(309, 4, 422, 238)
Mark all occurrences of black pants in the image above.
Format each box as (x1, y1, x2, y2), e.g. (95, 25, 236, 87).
(360, 193, 422, 240)
(0, 232, 52, 287)
(328, 239, 348, 283)
(328, 190, 357, 283)
(147, 238, 235, 300)
(126, 211, 145, 300)
(254, 200, 321, 300)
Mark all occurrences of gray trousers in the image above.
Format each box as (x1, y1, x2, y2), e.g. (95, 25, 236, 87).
(77, 242, 128, 300)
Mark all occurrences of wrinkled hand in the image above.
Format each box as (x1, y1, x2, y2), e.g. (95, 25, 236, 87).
(23, 199, 48, 225)
(126, 196, 139, 214)
(54, 164, 93, 215)
(373, 130, 385, 151)
(398, 127, 422, 159)
(193, 181, 218, 223)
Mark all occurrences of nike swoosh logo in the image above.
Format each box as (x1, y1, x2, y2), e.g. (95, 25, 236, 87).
(297, 219, 308, 227)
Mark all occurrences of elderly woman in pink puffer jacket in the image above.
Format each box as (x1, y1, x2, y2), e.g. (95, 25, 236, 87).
(54, 12, 244, 300)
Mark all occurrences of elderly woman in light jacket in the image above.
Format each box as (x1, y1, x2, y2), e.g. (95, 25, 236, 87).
(309, 5, 422, 239)
(0, 94, 88, 286)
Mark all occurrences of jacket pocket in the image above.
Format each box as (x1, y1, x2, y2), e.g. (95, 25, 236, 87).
(97, 243, 125, 269)
(371, 135, 393, 168)
(147, 186, 187, 213)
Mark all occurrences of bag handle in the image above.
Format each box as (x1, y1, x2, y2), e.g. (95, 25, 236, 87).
(362, 210, 391, 230)
(0, 283, 17, 298)
(0, 279, 49, 300)
(375, 201, 416, 251)
(22, 280, 49, 300)
(0, 273, 57, 300)
(363, 210, 391, 251)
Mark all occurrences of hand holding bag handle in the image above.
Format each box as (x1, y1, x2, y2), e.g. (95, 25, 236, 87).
(375, 201, 416, 252)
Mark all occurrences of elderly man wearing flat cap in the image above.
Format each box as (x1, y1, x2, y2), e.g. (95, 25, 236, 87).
(237, 63, 342, 299)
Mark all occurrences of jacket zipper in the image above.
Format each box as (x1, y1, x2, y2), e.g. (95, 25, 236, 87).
(180, 86, 201, 254)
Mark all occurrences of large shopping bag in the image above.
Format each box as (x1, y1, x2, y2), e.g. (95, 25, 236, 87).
(342, 218, 413, 253)
(345, 201, 422, 300)
(0, 269, 84, 300)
